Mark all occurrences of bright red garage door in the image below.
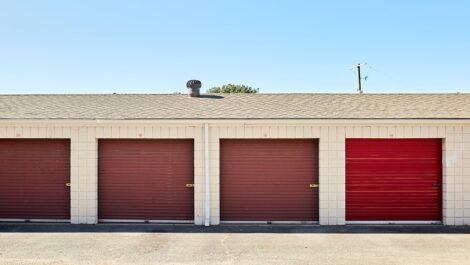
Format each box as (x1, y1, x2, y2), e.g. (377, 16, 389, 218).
(98, 139, 194, 221)
(346, 139, 442, 222)
(0, 139, 70, 220)
(221, 139, 319, 222)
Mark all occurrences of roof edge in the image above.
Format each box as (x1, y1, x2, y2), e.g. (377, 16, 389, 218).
(2, 118, 470, 126)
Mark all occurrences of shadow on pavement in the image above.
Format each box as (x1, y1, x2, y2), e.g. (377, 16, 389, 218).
(1, 223, 470, 234)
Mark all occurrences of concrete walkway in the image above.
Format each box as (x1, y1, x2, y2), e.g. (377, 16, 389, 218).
(1, 224, 470, 265)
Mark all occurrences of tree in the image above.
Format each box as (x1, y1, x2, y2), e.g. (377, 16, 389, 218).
(207, 84, 259, 93)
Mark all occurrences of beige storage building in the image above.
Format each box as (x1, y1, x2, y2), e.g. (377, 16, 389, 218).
(0, 93, 469, 226)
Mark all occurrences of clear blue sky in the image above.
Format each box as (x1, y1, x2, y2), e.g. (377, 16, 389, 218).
(0, 1, 469, 94)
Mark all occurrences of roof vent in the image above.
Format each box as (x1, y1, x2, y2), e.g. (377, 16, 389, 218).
(186, 80, 202, 97)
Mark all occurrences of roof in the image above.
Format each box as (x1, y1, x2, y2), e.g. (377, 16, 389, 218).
(1, 93, 470, 120)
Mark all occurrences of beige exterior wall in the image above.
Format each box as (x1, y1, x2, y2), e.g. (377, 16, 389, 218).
(1, 121, 469, 225)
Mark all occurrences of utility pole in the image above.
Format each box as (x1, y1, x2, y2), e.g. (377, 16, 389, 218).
(357, 63, 363, 94)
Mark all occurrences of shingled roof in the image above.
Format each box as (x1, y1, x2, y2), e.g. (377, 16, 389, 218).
(0, 93, 469, 120)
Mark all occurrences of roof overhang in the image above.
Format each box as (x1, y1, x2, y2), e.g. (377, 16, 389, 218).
(1, 118, 470, 126)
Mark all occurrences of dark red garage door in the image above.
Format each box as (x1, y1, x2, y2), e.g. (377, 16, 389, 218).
(98, 139, 194, 221)
(221, 139, 319, 222)
(0, 139, 70, 220)
(346, 139, 442, 222)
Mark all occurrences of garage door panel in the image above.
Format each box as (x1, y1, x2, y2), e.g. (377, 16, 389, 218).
(221, 139, 319, 222)
(346, 139, 442, 222)
(350, 211, 439, 220)
(98, 139, 194, 221)
(0, 139, 70, 220)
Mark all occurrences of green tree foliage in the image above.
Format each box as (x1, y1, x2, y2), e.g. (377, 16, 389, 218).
(207, 84, 259, 93)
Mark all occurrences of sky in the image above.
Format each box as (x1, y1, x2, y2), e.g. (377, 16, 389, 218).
(0, 1, 469, 94)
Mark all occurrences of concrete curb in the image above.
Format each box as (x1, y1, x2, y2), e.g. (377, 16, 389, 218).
(1, 223, 470, 233)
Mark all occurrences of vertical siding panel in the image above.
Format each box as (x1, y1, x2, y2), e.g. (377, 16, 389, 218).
(295, 126, 304, 138)
(395, 126, 404, 138)
(345, 126, 353, 138)
(54, 127, 63, 138)
(219, 127, 228, 138)
(59, 127, 68, 138)
(421, 126, 430, 138)
(253, 127, 262, 138)
(303, 126, 312, 138)
(78, 127, 88, 142)
(146, 126, 154, 138)
(244, 126, 253, 138)
(260, 126, 269, 138)
(186, 126, 195, 138)
(286, 126, 296, 138)
(227, 126, 237, 138)
(353, 127, 362, 138)
(118, 127, 127, 138)
(21, 127, 31, 138)
(370, 127, 379, 138)
(378, 127, 388, 138)
(362, 126, 371, 138)
(111, 127, 120, 138)
(103, 127, 112, 138)
(320, 126, 329, 140)
(194, 126, 203, 142)
(209, 126, 219, 140)
(438, 126, 446, 138)
(236, 126, 245, 138)
(30, 127, 39, 138)
(278, 126, 287, 138)
(136, 126, 144, 138)
(269, 126, 278, 138)
(387, 126, 396, 138)
(312, 127, 320, 138)
(160, 127, 169, 138)
(329, 126, 337, 140)
(412, 126, 421, 138)
(129, 127, 137, 138)
(338, 126, 346, 138)
(95, 127, 103, 138)
(152, 127, 161, 138)
(46, 127, 54, 138)
(63, 127, 71, 137)
(5, 127, 14, 137)
(404, 127, 413, 137)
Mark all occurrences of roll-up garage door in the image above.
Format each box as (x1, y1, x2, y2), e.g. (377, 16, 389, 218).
(98, 139, 194, 222)
(0, 139, 70, 220)
(346, 139, 442, 222)
(220, 139, 319, 222)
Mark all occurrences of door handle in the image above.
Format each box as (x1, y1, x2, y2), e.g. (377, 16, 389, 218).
(65, 183, 71, 187)
(186, 184, 194, 188)
(309, 184, 319, 188)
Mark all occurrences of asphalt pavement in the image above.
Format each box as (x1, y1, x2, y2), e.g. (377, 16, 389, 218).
(1, 223, 470, 265)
